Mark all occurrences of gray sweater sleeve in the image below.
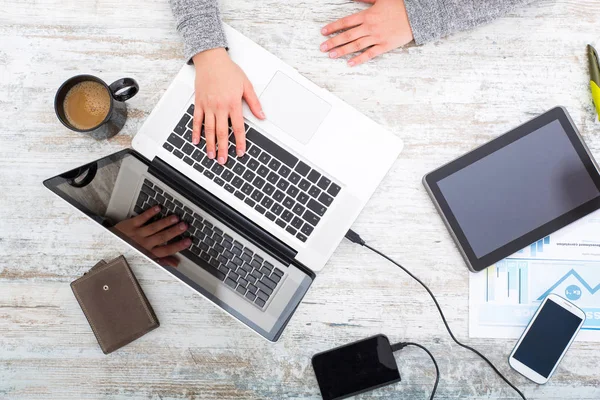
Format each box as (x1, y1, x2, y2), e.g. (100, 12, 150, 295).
(169, 0, 227, 61)
(404, 0, 533, 45)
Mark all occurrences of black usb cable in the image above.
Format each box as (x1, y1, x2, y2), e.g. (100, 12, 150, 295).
(392, 342, 439, 400)
(345, 229, 527, 400)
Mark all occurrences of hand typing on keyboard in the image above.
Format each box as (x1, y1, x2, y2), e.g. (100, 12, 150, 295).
(114, 205, 191, 267)
(192, 48, 266, 165)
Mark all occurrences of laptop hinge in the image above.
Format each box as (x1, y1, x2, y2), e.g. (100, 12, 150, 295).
(148, 157, 297, 265)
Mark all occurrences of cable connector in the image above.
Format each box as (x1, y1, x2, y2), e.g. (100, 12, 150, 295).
(391, 342, 408, 352)
(345, 229, 365, 246)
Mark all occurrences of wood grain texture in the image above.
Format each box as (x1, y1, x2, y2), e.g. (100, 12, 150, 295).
(1, 0, 600, 399)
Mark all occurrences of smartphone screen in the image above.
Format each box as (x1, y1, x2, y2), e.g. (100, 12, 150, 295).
(512, 299, 583, 378)
(312, 335, 401, 400)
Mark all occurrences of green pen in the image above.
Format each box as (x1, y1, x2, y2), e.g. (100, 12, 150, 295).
(589, 44, 600, 120)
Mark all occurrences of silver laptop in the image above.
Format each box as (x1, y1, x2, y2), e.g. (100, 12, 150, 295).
(45, 24, 403, 341)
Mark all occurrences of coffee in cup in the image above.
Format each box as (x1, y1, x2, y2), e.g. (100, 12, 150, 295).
(55, 75, 139, 140)
(63, 81, 112, 130)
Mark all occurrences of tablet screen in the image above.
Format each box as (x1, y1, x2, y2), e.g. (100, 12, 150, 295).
(437, 119, 600, 258)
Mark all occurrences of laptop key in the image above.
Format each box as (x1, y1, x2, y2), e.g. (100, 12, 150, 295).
(286, 185, 299, 198)
(245, 291, 256, 301)
(241, 183, 253, 195)
(265, 212, 276, 221)
(281, 210, 293, 222)
(298, 179, 311, 191)
(163, 142, 174, 152)
(276, 179, 289, 191)
(263, 261, 273, 271)
(236, 285, 246, 295)
(308, 186, 321, 198)
(257, 165, 270, 178)
(263, 183, 275, 196)
(244, 198, 256, 208)
(238, 154, 250, 165)
(266, 171, 279, 184)
(307, 170, 321, 184)
(183, 130, 193, 142)
(292, 203, 305, 216)
(183, 156, 194, 166)
(252, 176, 265, 189)
(211, 163, 224, 175)
(187, 104, 195, 115)
(268, 159, 281, 171)
(275, 219, 286, 228)
(303, 210, 321, 226)
(169, 132, 185, 147)
(262, 276, 277, 290)
(248, 145, 261, 158)
(273, 190, 285, 203)
(233, 163, 245, 175)
(301, 223, 314, 236)
(296, 233, 308, 242)
(317, 176, 331, 190)
(192, 149, 204, 162)
(282, 196, 294, 209)
(255, 204, 266, 214)
(294, 161, 310, 176)
(250, 189, 263, 202)
(270, 273, 281, 283)
(193, 163, 204, 173)
(243, 170, 256, 182)
(182, 143, 195, 155)
(271, 203, 283, 216)
(224, 157, 236, 169)
(318, 192, 333, 206)
(255, 298, 266, 308)
(134, 206, 143, 215)
(297, 192, 310, 205)
(201, 157, 214, 168)
(278, 165, 291, 178)
(247, 158, 260, 171)
(173, 149, 185, 159)
(258, 152, 271, 165)
(289, 172, 301, 185)
(232, 176, 243, 188)
(256, 281, 273, 296)
(291, 217, 303, 229)
(222, 170, 234, 182)
(234, 191, 245, 201)
(261, 197, 274, 209)
(225, 277, 237, 288)
(328, 183, 341, 197)
(141, 184, 156, 198)
(203, 170, 215, 180)
(307, 199, 326, 216)
(224, 183, 235, 193)
(285, 226, 297, 236)
(229, 271, 240, 281)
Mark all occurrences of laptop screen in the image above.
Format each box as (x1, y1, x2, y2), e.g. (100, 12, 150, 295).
(43, 150, 157, 257)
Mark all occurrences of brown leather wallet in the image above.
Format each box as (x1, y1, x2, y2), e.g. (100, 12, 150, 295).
(71, 255, 159, 354)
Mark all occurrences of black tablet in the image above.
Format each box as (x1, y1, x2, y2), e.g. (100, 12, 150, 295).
(423, 107, 600, 272)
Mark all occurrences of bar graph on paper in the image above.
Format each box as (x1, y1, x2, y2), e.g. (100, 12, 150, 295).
(470, 210, 600, 341)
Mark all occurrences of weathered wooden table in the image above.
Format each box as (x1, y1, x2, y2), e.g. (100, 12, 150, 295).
(2, 0, 600, 398)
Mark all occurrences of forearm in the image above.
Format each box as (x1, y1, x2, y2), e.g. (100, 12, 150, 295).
(169, 0, 227, 61)
(404, 0, 535, 44)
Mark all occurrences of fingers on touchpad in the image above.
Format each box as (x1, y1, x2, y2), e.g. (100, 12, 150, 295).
(259, 71, 331, 144)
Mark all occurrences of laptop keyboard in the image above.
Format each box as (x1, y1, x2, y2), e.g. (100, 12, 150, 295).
(134, 179, 285, 310)
(161, 104, 342, 243)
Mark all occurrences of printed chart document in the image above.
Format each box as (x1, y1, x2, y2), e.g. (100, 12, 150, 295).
(469, 209, 600, 341)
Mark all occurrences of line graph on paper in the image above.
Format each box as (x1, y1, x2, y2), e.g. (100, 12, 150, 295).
(470, 210, 600, 340)
(482, 239, 600, 330)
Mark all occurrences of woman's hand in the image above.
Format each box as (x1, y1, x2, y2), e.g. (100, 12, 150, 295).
(320, 0, 414, 66)
(114, 206, 191, 267)
(192, 48, 265, 165)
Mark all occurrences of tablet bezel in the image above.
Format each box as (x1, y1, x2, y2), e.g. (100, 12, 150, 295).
(424, 107, 600, 272)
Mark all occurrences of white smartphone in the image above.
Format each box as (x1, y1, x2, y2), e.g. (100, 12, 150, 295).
(508, 293, 586, 384)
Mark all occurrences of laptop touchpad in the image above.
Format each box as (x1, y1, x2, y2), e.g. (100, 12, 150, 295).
(259, 71, 331, 144)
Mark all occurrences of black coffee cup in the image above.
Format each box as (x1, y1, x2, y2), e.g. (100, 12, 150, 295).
(54, 74, 139, 140)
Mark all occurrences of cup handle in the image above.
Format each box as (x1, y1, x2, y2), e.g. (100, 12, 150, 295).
(109, 78, 139, 102)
